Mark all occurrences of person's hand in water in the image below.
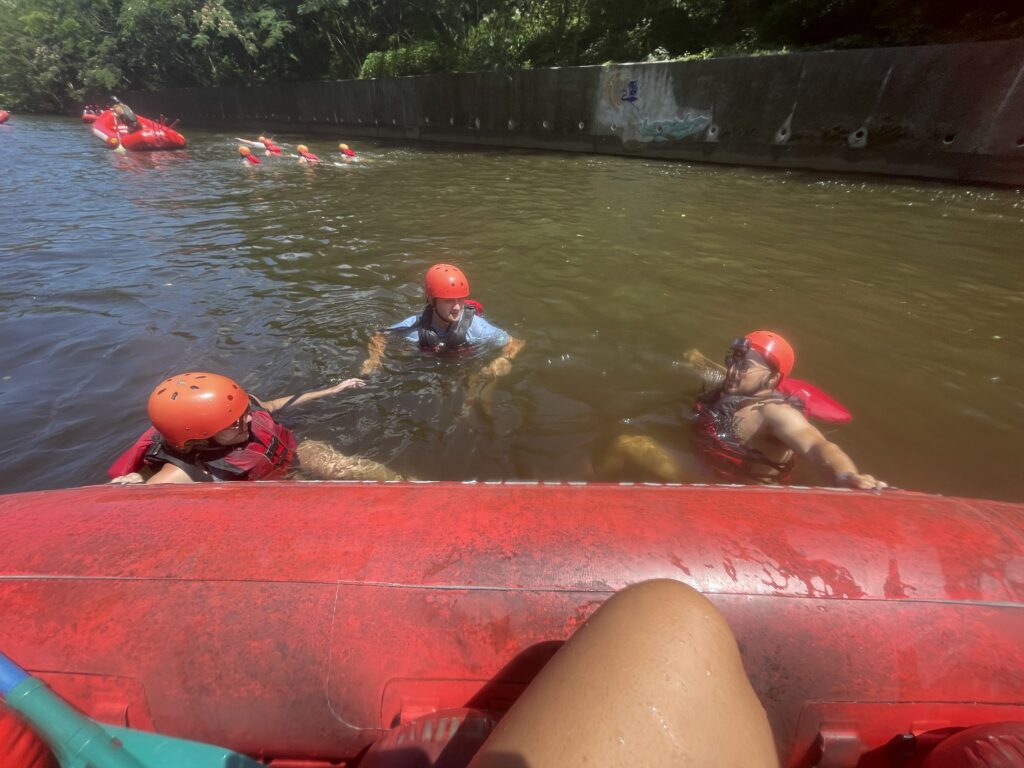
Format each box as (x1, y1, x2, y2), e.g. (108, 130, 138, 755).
(326, 378, 366, 394)
(480, 356, 513, 379)
(480, 337, 525, 379)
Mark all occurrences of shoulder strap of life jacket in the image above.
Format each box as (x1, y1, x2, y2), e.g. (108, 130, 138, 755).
(416, 303, 477, 351)
(107, 427, 160, 478)
(200, 400, 297, 481)
(692, 397, 796, 479)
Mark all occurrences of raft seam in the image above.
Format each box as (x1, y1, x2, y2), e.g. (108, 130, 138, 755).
(0, 575, 1020, 609)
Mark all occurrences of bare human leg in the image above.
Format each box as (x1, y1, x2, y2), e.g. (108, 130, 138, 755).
(597, 434, 695, 483)
(468, 579, 778, 768)
(295, 440, 406, 481)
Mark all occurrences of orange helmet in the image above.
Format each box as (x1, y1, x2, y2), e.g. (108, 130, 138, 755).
(425, 264, 470, 299)
(297, 144, 309, 153)
(258, 135, 268, 143)
(147, 372, 248, 450)
(238, 145, 251, 156)
(744, 330, 795, 378)
(338, 143, 350, 151)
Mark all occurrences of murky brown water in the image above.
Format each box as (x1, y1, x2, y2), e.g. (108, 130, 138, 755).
(1, 115, 1021, 499)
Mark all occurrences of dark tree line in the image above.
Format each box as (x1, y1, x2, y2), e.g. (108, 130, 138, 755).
(1, 0, 1021, 112)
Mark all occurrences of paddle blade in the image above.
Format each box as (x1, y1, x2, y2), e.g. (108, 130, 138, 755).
(2, 652, 262, 768)
(102, 725, 264, 768)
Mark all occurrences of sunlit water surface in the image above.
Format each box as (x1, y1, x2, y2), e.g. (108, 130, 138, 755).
(1, 115, 1021, 499)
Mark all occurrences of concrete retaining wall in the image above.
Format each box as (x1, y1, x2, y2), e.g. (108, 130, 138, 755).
(127, 39, 1024, 185)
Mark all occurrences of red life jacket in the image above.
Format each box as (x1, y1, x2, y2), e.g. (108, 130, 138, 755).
(341, 147, 356, 157)
(107, 399, 296, 481)
(299, 150, 320, 163)
(691, 393, 795, 483)
(243, 153, 261, 165)
(264, 140, 282, 155)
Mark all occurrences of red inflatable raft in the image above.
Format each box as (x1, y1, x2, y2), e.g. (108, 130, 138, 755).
(0, 483, 1021, 767)
(81, 108, 99, 124)
(0, 110, 10, 125)
(90, 109, 185, 151)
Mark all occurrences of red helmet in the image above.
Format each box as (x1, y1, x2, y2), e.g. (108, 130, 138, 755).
(425, 264, 470, 299)
(147, 372, 248, 450)
(745, 331, 795, 378)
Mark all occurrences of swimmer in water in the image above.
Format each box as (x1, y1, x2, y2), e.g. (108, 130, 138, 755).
(108, 372, 404, 484)
(337, 143, 359, 162)
(296, 144, 320, 164)
(238, 145, 260, 164)
(601, 331, 885, 489)
(360, 263, 524, 381)
(258, 135, 282, 155)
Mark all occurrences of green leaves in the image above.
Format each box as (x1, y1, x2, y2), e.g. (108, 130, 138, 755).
(1, 0, 1021, 112)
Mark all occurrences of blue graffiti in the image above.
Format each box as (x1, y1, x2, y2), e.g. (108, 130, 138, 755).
(637, 113, 711, 142)
(620, 80, 639, 104)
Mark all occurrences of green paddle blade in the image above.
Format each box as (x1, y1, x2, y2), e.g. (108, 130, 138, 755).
(101, 724, 264, 768)
(2, 652, 262, 768)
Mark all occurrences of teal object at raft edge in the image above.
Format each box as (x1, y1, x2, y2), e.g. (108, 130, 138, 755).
(0, 652, 262, 768)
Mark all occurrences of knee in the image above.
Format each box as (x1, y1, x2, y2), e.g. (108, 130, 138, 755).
(591, 579, 736, 651)
(611, 433, 656, 453)
(613, 577, 705, 608)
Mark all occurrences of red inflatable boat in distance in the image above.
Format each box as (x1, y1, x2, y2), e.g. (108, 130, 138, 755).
(91, 109, 186, 151)
(0, 110, 10, 125)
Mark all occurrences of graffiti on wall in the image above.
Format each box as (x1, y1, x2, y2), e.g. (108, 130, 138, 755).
(598, 68, 712, 145)
(621, 79, 639, 105)
(637, 113, 712, 142)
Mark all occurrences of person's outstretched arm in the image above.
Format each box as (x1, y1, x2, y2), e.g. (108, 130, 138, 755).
(260, 379, 365, 413)
(763, 403, 886, 489)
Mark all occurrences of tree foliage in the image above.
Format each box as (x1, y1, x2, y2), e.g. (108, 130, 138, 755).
(1, 0, 1021, 111)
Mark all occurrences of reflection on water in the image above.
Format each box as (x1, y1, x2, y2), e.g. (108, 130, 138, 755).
(0, 116, 1021, 499)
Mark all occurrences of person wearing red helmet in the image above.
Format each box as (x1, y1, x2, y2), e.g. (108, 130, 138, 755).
(697, 330, 884, 488)
(337, 143, 360, 162)
(296, 145, 320, 164)
(238, 145, 261, 165)
(107, 372, 402, 484)
(602, 331, 885, 489)
(360, 263, 524, 378)
(258, 135, 282, 155)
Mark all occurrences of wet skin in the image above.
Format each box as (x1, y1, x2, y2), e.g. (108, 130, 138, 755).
(723, 350, 777, 397)
(210, 409, 253, 447)
(432, 297, 465, 326)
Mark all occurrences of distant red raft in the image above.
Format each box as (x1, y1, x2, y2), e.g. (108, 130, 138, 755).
(0, 110, 10, 125)
(91, 109, 186, 151)
(81, 108, 100, 123)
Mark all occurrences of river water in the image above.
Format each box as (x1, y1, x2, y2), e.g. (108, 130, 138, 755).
(1, 115, 1021, 499)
